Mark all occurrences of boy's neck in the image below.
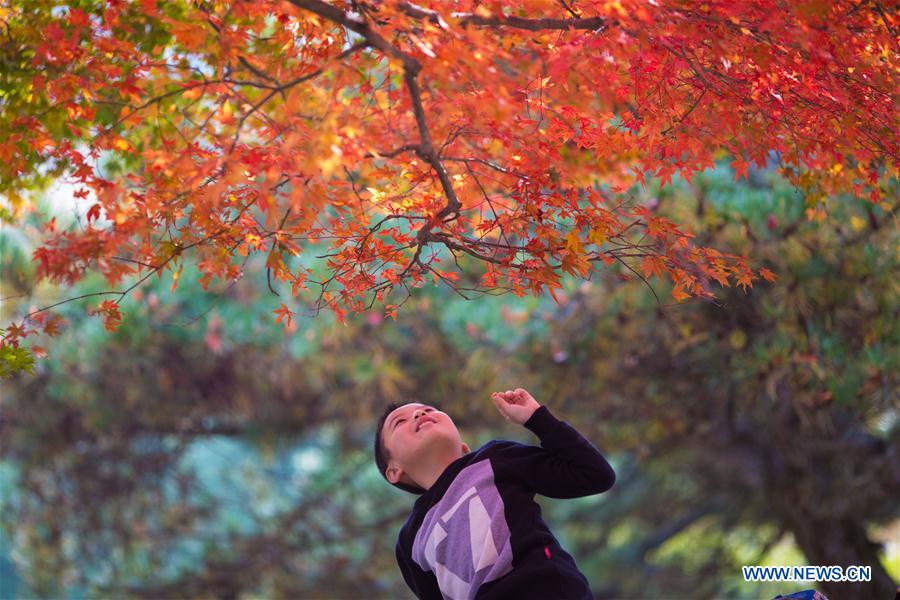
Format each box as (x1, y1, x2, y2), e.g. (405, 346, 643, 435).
(409, 450, 465, 491)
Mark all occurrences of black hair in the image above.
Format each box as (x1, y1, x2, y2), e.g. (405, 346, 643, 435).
(374, 402, 427, 495)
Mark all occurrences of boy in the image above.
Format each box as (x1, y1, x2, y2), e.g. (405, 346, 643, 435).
(374, 388, 616, 599)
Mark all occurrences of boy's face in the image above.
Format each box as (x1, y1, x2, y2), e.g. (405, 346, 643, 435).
(382, 402, 470, 488)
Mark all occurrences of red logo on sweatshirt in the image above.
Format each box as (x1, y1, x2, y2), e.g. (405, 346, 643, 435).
(544, 545, 551, 559)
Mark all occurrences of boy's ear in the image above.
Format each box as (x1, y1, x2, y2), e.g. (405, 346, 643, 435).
(462, 442, 470, 454)
(385, 464, 403, 485)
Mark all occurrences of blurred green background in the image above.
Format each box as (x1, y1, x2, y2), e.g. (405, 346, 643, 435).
(1, 166, 897, 599)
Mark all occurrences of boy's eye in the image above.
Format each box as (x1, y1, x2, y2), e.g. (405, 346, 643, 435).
(393, 408, 434, 429)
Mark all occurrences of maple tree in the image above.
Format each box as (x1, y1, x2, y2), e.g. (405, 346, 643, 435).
(0, 0, 896, 373)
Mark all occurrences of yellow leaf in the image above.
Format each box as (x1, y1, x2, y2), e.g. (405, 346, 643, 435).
(564, 229, 582, 253)
(317, 146, 343, 177)
(366, 187, 384, 203)
(588, 227, 606, 247)
(729, 329, 747, 349)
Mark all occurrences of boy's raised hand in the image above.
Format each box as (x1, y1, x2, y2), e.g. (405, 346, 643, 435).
(491, 388, 541, 425)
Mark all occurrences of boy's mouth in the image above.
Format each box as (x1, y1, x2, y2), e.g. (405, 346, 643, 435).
(416, 417, 437, 432)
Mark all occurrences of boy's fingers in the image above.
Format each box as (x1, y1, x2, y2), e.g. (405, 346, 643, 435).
(491, 395, 510, 420)
(493, 390, 521, 406)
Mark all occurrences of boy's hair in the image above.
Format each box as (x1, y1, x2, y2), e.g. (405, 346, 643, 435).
(374, 402, 427, 495)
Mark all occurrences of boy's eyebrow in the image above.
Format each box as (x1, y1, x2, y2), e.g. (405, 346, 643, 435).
(388, 414, 401, 430)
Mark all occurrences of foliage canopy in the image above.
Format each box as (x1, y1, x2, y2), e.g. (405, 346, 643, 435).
(0, 0, 897, 373)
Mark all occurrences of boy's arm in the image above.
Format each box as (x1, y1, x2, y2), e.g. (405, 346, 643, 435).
(492, 389, 615, 499)
(517, 404, 616, 498)
(395, 539, 443, 600)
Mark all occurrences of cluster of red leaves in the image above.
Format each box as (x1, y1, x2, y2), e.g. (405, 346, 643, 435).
(1, 312, 67, 357)
(0, 0, 895, 352)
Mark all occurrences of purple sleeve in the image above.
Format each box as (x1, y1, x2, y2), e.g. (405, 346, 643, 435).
(510, 405, 616, 498)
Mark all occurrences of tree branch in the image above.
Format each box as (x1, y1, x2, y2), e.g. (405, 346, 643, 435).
(397, 3, 608, 32)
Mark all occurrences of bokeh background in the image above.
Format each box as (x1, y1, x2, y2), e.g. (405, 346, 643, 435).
(1, 167, 897, 599)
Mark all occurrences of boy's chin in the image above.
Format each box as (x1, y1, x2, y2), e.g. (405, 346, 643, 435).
(415, 431, 460, 452)
(416, 430, 443, 444)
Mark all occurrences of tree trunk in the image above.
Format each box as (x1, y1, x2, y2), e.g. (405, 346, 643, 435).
(780, 502, 897, 599)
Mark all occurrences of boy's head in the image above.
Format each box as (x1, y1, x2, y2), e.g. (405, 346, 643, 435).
(374, 401, 470, 495)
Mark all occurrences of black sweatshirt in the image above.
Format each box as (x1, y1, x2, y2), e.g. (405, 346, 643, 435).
(394, 405, 616, 600)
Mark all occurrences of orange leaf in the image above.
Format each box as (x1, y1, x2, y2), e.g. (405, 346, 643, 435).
(758, 267, 777, 282)
(274, 303, 294, 330)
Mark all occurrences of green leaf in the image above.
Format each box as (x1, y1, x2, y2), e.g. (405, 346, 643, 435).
(0, 344, 36, 379)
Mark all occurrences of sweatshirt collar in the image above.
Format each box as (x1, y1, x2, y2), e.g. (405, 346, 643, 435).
(414, 450, 474, 509)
